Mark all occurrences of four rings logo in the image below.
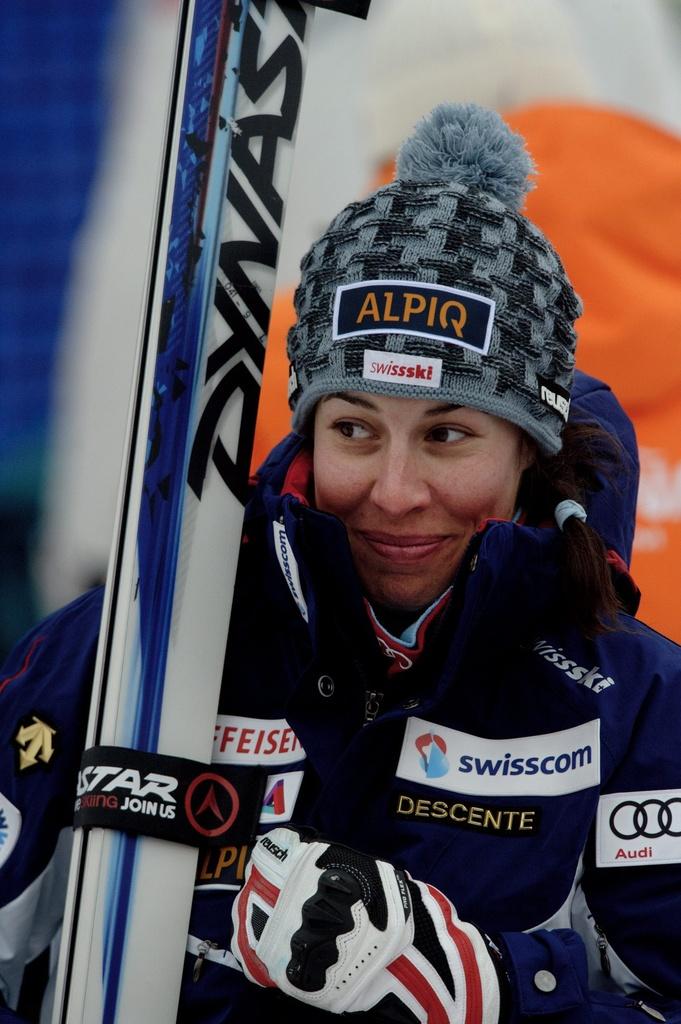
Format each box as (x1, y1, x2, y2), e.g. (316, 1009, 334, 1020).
(597, 789, 681, 867)
(610, 798, 681, 839)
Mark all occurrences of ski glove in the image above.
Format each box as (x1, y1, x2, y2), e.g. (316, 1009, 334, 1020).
(231, 825, 501, 1023)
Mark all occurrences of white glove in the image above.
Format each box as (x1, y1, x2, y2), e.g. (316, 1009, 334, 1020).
(231, 826, 501, 1023)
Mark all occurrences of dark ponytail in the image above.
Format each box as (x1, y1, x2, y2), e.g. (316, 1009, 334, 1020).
(518, 422, 629, 636)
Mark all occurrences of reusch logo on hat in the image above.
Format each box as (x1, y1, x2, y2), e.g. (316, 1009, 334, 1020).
(333, 279, 495, 354)
(537, 376, 570, 422)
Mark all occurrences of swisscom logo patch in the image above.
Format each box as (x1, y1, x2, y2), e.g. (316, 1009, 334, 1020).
(333, 279, 495, 353)
(414, 732, 449, 778)
(396, 717, 600, 797)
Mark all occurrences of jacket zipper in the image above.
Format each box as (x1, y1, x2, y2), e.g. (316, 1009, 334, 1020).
(193, 939, 219, 982)
(594, 925, 666, 1020)
(364, 689, 384, 723)
(594, 921, 611, 976)
(632, 1001, 666, 1022)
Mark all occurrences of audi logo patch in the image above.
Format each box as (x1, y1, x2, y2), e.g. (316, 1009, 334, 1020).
(597, 790, 681, 867)
(610, 799, 681, 840)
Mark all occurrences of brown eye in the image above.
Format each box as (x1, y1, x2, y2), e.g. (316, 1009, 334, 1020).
(335, 420, 371, 439)
(427, 426, 466, 443)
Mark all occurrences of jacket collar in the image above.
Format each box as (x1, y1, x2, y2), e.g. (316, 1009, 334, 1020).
(248, 434, 568, 689)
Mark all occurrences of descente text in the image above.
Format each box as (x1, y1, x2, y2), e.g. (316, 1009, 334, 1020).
(395, 793, 539, 834)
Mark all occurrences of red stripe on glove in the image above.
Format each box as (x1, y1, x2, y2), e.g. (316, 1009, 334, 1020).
(236, 864, 280, 988)
(388, 953, 449, 1024)
(427, 885, 483, 1024)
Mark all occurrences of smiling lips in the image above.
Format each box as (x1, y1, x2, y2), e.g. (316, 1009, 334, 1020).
(358, 530, 450, 562)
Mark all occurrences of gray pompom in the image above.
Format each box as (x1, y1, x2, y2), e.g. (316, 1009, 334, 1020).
(396, 102, 535, 210)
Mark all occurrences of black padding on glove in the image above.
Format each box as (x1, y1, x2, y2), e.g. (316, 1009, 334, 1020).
(315, 842, 390, 930)
(345, 992, 422, 1023)
(251, 903, 269, 942)
(287, 868, 363, 992)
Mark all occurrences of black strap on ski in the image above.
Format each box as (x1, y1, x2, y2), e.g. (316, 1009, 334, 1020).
(74, 745, 266, 848)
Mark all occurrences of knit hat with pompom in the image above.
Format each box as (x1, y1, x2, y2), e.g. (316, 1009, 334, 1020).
(287, 102, 581, 454)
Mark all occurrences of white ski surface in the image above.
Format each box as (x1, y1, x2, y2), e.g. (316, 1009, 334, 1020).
(52, 1, 314, 1020)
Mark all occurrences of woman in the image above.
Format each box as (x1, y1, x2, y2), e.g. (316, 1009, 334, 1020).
(0, 104, 678, 1024)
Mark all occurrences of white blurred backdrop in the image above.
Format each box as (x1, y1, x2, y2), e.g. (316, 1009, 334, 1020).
(36, 0, 681, 611)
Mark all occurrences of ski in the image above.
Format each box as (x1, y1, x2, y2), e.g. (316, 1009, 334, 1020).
(51, 1, 369, 1020)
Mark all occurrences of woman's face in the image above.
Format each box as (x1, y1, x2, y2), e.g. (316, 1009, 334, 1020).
(313, 392, 533, 611)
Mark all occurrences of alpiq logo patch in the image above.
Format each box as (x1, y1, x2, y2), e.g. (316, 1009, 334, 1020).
(333, 280, 495, 354)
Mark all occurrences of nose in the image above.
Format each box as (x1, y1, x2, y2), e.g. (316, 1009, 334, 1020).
(369, 444, 431, 518)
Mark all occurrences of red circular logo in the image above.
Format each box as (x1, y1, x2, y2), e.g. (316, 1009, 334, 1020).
(185, 773, 239, 838)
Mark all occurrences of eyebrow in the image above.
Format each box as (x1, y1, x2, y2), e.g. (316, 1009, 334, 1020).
(324, 392, 461, 416)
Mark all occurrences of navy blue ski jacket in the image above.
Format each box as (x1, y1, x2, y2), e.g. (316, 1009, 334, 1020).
(1, 372, 680, 1024)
